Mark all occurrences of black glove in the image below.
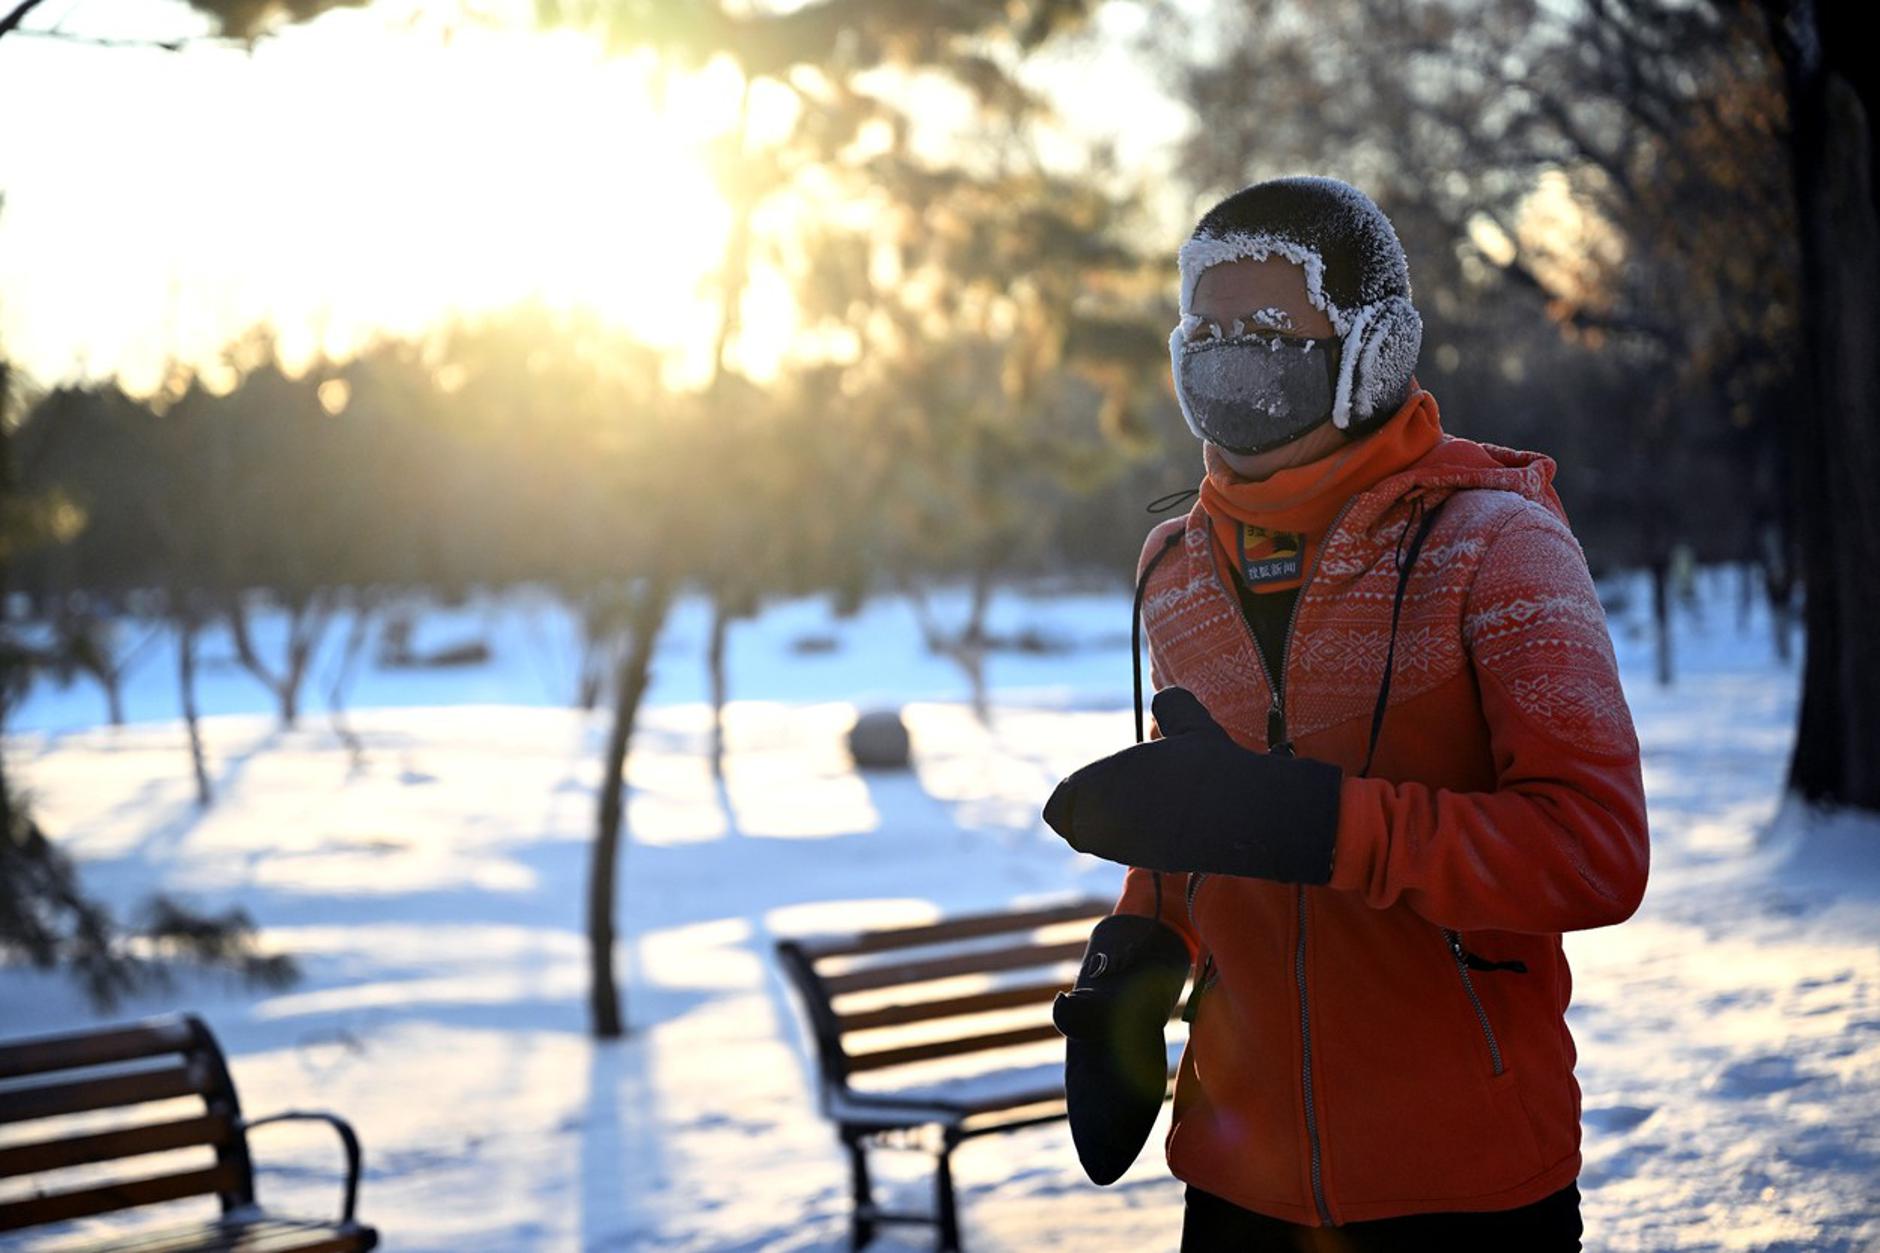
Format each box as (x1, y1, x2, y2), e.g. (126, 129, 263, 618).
(1043, 685, 1344, 885)
(1052, 913, 1192, 1185)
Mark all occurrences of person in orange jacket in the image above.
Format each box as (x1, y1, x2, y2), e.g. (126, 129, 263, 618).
(1043, 176, 1649, 1252)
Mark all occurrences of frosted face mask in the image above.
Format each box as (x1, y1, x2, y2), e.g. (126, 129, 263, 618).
(1168, 315, 1345, 455)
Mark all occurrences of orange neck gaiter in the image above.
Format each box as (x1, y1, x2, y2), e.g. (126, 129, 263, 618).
(1200, 387, 1443, 595)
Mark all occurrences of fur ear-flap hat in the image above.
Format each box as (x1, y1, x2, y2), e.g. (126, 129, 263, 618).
(1177, 175, 1423, 435)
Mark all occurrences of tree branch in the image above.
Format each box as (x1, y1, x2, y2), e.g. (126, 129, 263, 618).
(0, 0, 47, 39)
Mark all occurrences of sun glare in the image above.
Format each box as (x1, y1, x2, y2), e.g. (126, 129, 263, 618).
(0, 14, 808, 396)
(1511, 167, 1627, 315)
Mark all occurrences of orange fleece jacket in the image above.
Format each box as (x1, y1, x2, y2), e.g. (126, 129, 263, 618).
(1117, 394, 1649, 1225)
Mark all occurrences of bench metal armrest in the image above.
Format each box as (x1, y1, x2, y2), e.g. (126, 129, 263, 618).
(239, 1109, 365, 1224)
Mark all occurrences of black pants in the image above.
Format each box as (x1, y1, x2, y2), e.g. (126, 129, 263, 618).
(1180, 1180, 1583, 1251)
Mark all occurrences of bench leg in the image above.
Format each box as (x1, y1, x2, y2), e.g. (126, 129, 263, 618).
(935, 1145, 961, 1252)
(845, 1133, 876, 1250)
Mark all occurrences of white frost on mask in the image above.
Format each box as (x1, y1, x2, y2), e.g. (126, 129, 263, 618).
(1179, 341, 1291, 417)
(1176, 231, 1352, 336)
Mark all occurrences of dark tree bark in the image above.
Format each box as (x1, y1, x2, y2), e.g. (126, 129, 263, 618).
(223, 587, 333, 729)
(174, 593, 212, 808)
(573, 590, 608, 712)
(707, 592, 729, 783)
(1759, 519, 1799, 665)
(101, 673, 123, 727)
(1650, 556, 1674, 688)
(900, 570, 994, 727)
(0, 0, 49, 39)
(326, 587, 381, 772)
(54, 606, 150, 728)
(1766, 0, 1880, 810)
(588, 573, 675, 1040)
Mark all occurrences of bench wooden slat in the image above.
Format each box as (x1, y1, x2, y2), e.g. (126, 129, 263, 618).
(59, 1217, 375, 1253)
(61, 1216, 301, 1253)
(0, 1113, 232, 1179)
(821, 938, 1088, 996)
(795, 898, 1109, 961)
(0, 1020, 197, 1082)
(0, 1161, 241, 1229)
(235, 1229, 374, 1253)
(0, 1062, 206, 1126)
(845, 1022, 1067, 1072)
(837, 979, 1067, 1032)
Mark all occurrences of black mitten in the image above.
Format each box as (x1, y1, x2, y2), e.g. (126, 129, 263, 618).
(1051, 913, 1192, 1185)
(1043, 686, 1344, 885)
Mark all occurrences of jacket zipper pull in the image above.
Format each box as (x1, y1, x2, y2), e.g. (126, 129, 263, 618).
(1181, 955, 1216, 1023)
(1267, 696, 1292, 756)
(1448, 929, 1529, 974)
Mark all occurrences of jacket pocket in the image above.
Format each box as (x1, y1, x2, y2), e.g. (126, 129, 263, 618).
(1180, 874, 1216, 1023)
(1442, 927, 1516, 1077)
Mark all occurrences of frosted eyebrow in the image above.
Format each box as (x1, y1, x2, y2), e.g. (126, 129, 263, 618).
(1177, 310, 1306, 342)
(1240, 306, 1297, 331)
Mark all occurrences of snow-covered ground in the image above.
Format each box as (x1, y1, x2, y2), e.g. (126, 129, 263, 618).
(2, 567, 1876, 1251)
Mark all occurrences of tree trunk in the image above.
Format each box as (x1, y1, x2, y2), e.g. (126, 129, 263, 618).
(224, 591, 289, 726)
(102, 671, 124, 728)
(1650, 556, 1674, 688)
(223, 588, 331, 730)
(575, 591, 607, 712)
(1762, 529, 1798, 666)
(327, 588, 378, 770)
(708, 592, 729, 783)
(1770, 0, 1880, 810)
(175, 602, 212, 807)
(1738, 556, 1753, 636)
(281, 591, 333, 730)
(588, 573, 675, 1040)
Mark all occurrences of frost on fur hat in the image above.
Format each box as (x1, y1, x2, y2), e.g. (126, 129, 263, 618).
(1177, 175, 1423, 429)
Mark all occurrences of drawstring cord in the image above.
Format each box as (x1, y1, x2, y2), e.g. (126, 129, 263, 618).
(1358, 492, 1528, 976)
(1133, 515, 1188, 924)
(1358, 493, 1442, 779)
(1146, 487, 1199, 515)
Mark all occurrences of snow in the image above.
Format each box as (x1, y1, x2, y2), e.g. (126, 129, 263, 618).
(3, 566, 1878, 1251)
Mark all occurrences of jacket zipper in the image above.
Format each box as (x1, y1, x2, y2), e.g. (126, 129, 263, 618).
(1180, 871, 1214, 1022)
(1189, 493, 1360, 922)
(1444, 928, 1506, 1076)
(1198, 493, 1360, 1228)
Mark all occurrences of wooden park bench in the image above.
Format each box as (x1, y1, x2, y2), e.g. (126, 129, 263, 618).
(0, 1013, 379, 1252)
(775, 896, 1187, 1251)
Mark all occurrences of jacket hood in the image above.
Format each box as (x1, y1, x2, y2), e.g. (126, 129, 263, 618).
(1332, 416, 1567, 547)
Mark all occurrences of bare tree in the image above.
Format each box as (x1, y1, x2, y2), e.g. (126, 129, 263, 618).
(1761, 0, 1880, 809)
